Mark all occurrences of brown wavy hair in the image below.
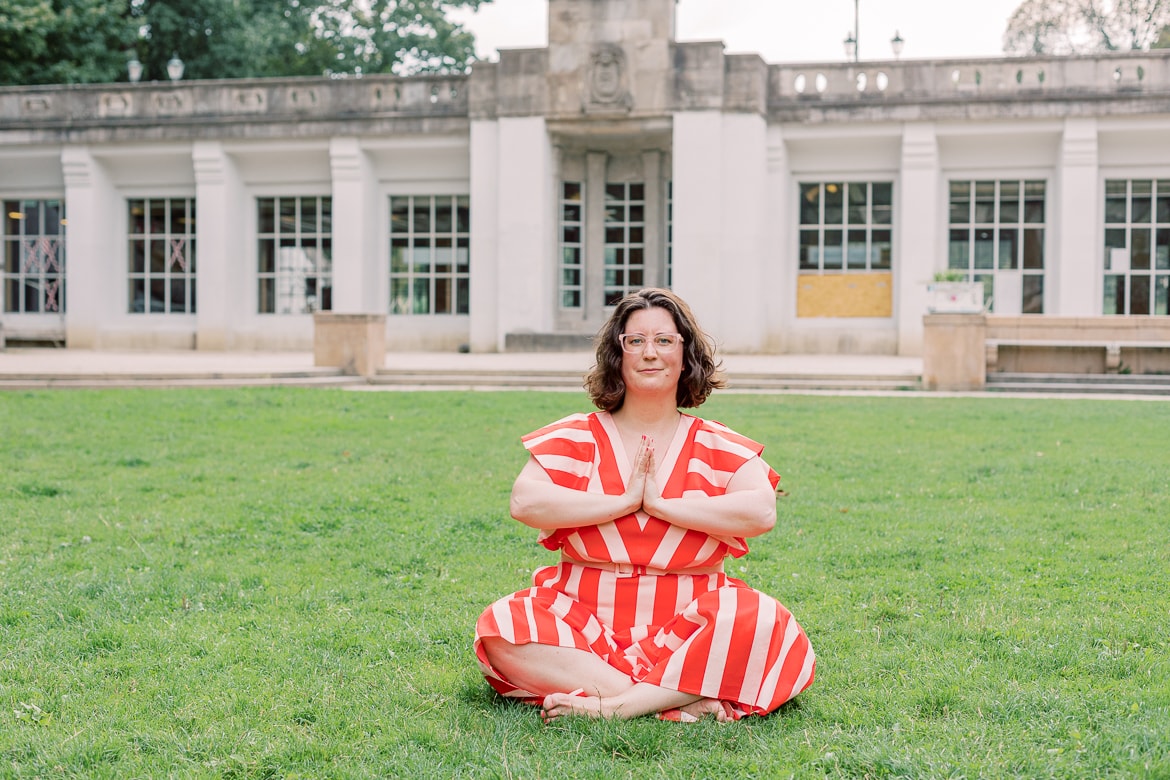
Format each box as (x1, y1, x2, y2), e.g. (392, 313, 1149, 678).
(584, 288, 725, 412)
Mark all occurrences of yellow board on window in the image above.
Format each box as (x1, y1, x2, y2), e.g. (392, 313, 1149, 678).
(797, 272, 893, 318)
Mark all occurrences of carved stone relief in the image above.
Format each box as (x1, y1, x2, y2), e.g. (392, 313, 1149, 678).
(584, 43, 633, 113)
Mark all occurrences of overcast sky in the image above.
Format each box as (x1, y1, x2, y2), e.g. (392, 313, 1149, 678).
(450, 0, 1026, 63)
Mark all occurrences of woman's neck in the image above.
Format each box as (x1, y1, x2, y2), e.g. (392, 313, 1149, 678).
(612, 394, 681, 430)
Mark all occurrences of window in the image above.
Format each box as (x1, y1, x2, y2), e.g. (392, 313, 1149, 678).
(1103, 179, 1170, 316)
(4, 200, 66, 314)
(947, 180, 1046, 314)
(799, 182, 892, 273)
(389, 195, 469, 315)
(559, 182, 584, 309)
(129, 198, 196, 314)
(257, 196, 331, 314)
(604, 182, 645, 305)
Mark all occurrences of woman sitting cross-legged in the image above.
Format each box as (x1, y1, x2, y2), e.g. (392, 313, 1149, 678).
(474, 288, 815, 723)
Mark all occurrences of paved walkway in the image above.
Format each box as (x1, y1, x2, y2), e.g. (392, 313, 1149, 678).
(0, 347, 922, 379)
(0, 347, 923, 392)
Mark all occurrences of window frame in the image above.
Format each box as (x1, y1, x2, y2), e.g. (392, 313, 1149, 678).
(1102, 178, 1170, 316)
(3, 199, 67, 315)
(256, 195, 333, 315)
(127, 197, 196, 315)
(947, 178, 1047, 314)
(388, 194, 470, 316)
(798, 181, 894, 275)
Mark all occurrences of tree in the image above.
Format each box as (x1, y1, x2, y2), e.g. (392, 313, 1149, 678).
(129, 0, 495, 81)
(1004, 0, 1170, 56)
(1, 0, 492, 85)
(0, 0, 136, 85)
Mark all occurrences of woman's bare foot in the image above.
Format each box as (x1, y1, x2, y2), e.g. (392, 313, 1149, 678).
(677, 698, 735, 723)
(541, 691, 646, 723)
(541, 691, 607, 723)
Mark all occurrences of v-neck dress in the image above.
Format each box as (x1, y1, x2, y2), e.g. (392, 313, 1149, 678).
(474, 411, 815, 717)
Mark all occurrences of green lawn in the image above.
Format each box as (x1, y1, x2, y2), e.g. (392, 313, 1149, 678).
(2, 389, 1168, 779)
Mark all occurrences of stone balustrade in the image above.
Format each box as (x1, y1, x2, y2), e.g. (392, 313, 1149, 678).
(3, 51, 1168, 141)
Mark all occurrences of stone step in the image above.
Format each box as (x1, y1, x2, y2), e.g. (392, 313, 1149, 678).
(987, 372, 1170, 395)
(0, 370, 355, 390)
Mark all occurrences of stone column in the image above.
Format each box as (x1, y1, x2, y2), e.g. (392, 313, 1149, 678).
(193, 141, 246, 349)
(1054, 118, 1099, 315)
(583, 150, 608, 315)
(641, 150, 663, 289)
(897, 123, 940, 356)
(61, 146, 119, 348)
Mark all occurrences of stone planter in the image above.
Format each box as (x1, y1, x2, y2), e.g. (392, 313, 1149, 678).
(927, 282, 984, 314)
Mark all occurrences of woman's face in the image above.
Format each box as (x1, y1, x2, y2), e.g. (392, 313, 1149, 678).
(619, 306, 684, 400)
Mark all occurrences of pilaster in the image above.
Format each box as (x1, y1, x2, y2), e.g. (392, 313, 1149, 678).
(495, 116, 555, 348)
(192, 141, 245, 349)
(60, 146, 118, 348)
(468, 119, 500, 352)
(1055, 117, 1099, 315)
(896, 122, 940, 356)
(329, 137, 379, 313)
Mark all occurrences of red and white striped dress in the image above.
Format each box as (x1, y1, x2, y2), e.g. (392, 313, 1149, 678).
(474, 411, 815, 717)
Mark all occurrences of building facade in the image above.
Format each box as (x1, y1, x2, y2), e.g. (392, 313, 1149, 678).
(2, 0, 1169, 354)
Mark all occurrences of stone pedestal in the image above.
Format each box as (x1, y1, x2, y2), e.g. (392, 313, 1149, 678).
(922, 313, 986, 391)
(313, 313, 385, 376)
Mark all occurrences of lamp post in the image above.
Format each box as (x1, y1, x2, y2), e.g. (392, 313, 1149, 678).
(127, 58, 143, 83)
(891, 31, 905, 60)
(843, 0, 860, 62)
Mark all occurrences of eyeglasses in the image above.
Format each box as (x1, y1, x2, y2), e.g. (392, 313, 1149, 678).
(619, 333, 685, 353)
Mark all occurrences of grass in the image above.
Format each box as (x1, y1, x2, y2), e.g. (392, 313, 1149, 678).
(1, 388, 1168, 779)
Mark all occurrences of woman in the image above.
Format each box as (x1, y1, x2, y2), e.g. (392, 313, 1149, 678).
(475, 288, 815, 722)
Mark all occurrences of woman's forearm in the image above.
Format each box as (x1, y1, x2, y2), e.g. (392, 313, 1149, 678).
(510, 479, 639, 530)
(642, 489, 777, 538)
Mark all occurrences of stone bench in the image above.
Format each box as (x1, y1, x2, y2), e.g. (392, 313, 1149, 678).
(985, 338, 1170, 373)
(923, 314, 1170, 390)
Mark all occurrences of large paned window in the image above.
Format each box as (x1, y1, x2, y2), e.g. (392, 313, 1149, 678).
(799, 182, 892, 272)
(257, 196, 332, 314)
(604, 182, 645, 305)
(1103, 179, 1170, 316)
(559, 182, 584, 308)
(947, 180, 1045, 313)
(129, 198, 196, 314)
(3, 199, 66, 313)
(389, 195, 469, 315)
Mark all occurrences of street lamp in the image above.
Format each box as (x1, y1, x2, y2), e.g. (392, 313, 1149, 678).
(166, 53, 185, 81)
(127, 57, 143, 83)
(843, 0, 860, 62)
(891, 31, 905, 60)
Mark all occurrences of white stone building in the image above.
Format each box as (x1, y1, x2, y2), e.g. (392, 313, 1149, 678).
(2, 0, 1169, 354)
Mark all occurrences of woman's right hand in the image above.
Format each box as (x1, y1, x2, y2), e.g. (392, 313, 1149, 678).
(623, 435, 653, 511)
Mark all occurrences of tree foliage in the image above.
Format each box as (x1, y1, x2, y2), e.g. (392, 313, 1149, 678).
(1003, 0, 1170, 55)
(0, 0, 491, 85)
(0, 0, 136, 84)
